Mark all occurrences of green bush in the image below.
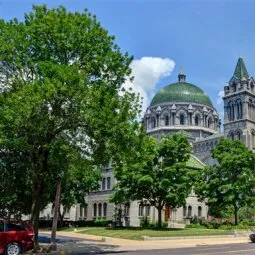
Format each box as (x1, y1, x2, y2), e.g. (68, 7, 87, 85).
(218, 224, 233, 230)
(186, 223, 207, 229)
(140, 217, 168, 228)
(140, 216, 150, 228)
(162, 221, 168, 228)
(94, 219, 112, 227)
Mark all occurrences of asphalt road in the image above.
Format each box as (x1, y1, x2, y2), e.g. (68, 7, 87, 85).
(105, 243, 255, 255)
(39, 234, 255, 254)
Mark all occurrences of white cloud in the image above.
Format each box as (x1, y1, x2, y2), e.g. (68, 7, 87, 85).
(123, 57, 175, 114)
(217, 90, 224, 105)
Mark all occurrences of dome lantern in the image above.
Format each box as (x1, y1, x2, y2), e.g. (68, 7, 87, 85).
(178, 66, 186, 82)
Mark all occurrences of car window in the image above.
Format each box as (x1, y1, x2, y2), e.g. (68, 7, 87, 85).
(6, 222, 26, 231)
(0, 221, 4, 232)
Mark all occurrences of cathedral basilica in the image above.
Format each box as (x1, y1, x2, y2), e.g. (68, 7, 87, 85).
(40, 58, 255, 226)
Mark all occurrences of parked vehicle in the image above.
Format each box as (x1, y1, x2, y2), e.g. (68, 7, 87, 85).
(0, 220, 34, 255)
(250, 232, 255, 242)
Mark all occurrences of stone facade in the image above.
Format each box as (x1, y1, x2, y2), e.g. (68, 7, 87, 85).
(223, 58, 255, 149)
(39, 58, 254, 227)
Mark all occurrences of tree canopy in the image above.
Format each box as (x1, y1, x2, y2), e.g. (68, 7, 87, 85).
(0, 5, 141, 244)
(111, 134, 193, 227)
(195, 138, 255, 225)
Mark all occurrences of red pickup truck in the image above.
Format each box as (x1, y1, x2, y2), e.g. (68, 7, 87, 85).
(0, 220, 34, 255)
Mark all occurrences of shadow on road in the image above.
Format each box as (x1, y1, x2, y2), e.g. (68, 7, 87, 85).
(38, 235, 126, 254)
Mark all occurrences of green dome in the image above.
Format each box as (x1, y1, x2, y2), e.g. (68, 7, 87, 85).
(150, 82, 213, 107)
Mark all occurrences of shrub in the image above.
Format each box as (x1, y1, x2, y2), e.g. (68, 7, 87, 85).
(94, 219, 112, 227)
(140, 216, 150, 228)
(186, 223, 207, 229)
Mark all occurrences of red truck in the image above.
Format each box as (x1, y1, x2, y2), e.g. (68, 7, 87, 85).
(0, 220, 34, 255)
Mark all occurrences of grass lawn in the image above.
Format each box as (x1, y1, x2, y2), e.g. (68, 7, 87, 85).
(58, 227, 233, 240)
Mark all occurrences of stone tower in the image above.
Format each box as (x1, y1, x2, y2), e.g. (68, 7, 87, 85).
(223, 57, 255, 149)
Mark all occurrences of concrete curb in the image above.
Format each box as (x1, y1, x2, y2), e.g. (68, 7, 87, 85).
(140, 235, 236, 240)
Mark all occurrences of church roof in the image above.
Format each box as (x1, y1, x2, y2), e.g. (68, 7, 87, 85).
(151, 68, 213, 108)
(195, 132, 224, 142)
(150, 81, 213, 108)
(233, 57, 249, 80)
(186, 154, 205, 170)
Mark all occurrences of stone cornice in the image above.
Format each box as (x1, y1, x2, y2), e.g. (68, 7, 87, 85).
(147, 125, 217, 134)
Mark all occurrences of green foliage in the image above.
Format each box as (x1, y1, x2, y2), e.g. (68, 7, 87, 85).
(0, 5, 140, 243)
(238, 206, 255, 222)
(140, 216, 150, 228)
(186, 224, 207, 229)
(195, 139, 255, 225)
(112, 134, 193, 227)
(94, 219, 112, 227)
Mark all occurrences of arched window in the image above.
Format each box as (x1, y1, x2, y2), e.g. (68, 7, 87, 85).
(208, 117, 213, 129)
(145, 205, 150, 217)
(239, 102, 243, 119)
(183, 206, 187, 217)
(249, 99, 253, 118)
(231, 104, 235, 120)
(195, 115, 199, 126)
(237, 131, 241, 140)
(227, 105, 231, 121)
(188, 206, 192, 217)
(124, 203, 130, 217)
(151, 117, 156, 128)
(236, 103, 240, 119)
(198, 206, 202, 217)
(232, 83, 236, 92)
(98, 203, 102, 217)
(103, 203, 107, 217)
(228, 101, 235, 121)
(165, 115, 169, 126)
(93, 203, 97, 217)
(180, 114, 185, 125)
(138, 204, 143, 217)
(229, 132, 234, 140)
(236, 100, 243, 120)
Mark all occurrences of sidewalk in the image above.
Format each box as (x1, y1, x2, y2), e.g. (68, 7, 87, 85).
(39, 230, 250, 252)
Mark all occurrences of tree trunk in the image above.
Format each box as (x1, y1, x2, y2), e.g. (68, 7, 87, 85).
(31, 148, 49, 248)
(49, 183, 62, 251)
(157, 206, 162, 228)
(31, 179, 43, 250)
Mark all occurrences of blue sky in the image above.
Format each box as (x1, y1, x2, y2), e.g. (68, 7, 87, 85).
(1, 0, 255, 116)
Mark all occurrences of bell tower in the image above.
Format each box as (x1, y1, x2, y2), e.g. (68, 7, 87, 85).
(223, 57, 255, 149)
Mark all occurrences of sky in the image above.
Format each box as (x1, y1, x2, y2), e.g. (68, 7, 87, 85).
(1, 0, 255, 117)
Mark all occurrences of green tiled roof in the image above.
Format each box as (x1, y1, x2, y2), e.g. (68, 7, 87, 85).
(186, 154, 205, 170)
(150, 82, 213, 107)
(233, 57, 249, 80)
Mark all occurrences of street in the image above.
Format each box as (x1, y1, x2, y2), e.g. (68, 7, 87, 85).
(39, 234, 255, 254)
(105, 243, 255, 255)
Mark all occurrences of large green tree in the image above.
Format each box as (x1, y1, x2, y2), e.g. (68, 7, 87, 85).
(111, 134, 193, 227)
(0, 5, 140, 244)
(195, 138, 255, 225)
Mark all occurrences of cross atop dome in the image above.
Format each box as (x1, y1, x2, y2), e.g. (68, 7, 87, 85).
(178, 66, 186, 82)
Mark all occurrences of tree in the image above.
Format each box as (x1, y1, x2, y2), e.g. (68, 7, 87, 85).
(0, 5, 140, 245)
(111, 134, 193, 227)
(0, 149, 32, 218)
(195, 138, 255, 225)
